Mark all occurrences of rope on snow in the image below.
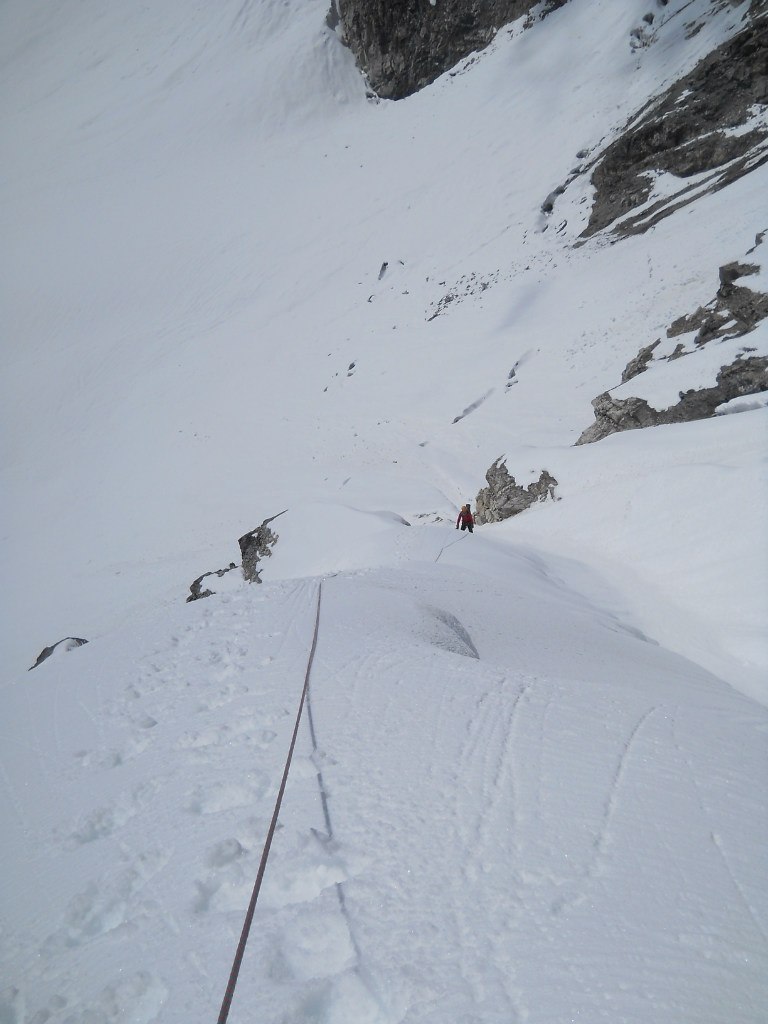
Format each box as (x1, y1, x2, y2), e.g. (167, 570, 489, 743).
(217, 581, 323, 1024)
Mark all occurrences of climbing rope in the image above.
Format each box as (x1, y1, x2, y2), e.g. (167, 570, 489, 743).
(434, 530, 467, 563)
(305, 647, 365, 963)
(217, 581, 323, 1024)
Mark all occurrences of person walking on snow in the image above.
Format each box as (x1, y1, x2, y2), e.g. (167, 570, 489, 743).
(456, 504, 474, 533)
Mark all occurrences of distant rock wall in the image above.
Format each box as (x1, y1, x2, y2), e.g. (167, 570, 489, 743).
(337, 0, 566, 99)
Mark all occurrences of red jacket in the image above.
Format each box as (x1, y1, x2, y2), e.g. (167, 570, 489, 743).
(457, 508, 474, 527)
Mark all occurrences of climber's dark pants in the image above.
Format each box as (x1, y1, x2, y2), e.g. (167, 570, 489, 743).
(460, 522, 474, 533)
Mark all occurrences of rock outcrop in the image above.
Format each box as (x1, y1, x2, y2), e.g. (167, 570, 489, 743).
(621, 339, 661, 383)
(619, 254, 768, 381)
(239, 511, 285, 583)
(475, 460, 558, 523)
(186, 511, 286, 601)
(29, 637, 88, 671)
(668, 260, 768, 345)
(580, 249, 768, 443)
(187, 563, 238, 603)
(336, 0, 566, 99)
(576, 355, 768, 444)
(582, 15, 768, 237)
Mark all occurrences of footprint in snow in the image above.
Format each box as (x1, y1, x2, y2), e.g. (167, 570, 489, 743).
(176, 725, 228, 750)
(206, 646, 248, 682)
(177, 718, 275, 753)
(280, 907, 356, 982)
(44, 849, 170, 951)
(74, 747, 124, 770)
(292, 970, 391, 1024)
(259, 831, 348, 909)
(193, 838, 254, 914)
(66, 781, 158, 847)
(196, 681, 250, 711)
(287, 755, 321, 782)
(30, 972, 169, 1024)
(206, 836, 247, 868)
(95, 971, 169, 1024)
(0, 987, 27, 1024)
(184, 773, 269, 815)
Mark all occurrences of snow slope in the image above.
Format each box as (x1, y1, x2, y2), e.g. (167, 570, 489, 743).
(2, 0, 766, 690)
(3, 532, 767, 1022)
(2, 0, 768, 1021)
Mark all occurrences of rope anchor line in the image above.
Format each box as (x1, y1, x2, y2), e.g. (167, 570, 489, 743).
(217, 581, 324, 1024)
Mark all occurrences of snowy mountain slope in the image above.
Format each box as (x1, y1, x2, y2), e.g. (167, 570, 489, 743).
(2, 2, 768, 1021)
(2, 0, 766, 688)
(3, 537, 767, 1023)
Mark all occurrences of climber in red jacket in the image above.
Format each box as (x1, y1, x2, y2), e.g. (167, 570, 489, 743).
(456, 504, 474, 533)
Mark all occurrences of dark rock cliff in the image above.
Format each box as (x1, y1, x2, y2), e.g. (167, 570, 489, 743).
(336, 0, 566, 99)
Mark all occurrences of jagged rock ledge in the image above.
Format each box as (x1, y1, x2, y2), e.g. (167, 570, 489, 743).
(621, 339, 661, 384)
(187, 563, 239, 603)
(668, 259, 768, 346)
(577, 356, 768, 445)
(621, 257, 768, 383)
(580, 250, 768, 444)
(476, 459, 558, 524)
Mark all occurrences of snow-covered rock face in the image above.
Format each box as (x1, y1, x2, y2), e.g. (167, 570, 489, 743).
(672, 256, 768, 342)
(577, 354, 768, 442)
(581, 8, 768, 238)
(577, 249, 768, 443)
